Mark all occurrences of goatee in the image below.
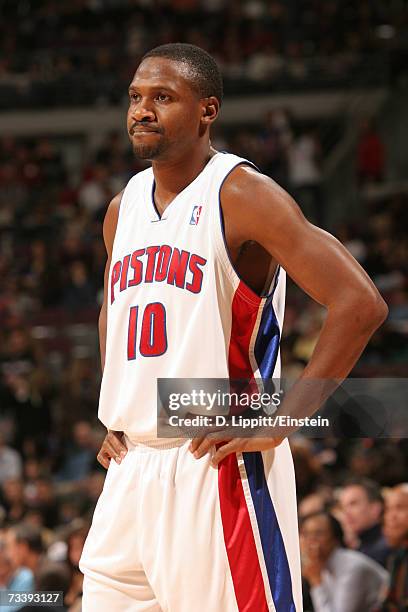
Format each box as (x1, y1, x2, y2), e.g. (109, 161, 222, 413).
(132, 142, 166, 160)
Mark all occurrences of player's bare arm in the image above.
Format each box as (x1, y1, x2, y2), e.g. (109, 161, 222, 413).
(191, 165, 388, 465)
(96, 190, 128, 468)
(223, 165, 388, 379)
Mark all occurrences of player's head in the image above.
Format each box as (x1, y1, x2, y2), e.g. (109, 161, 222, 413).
(127, 43, 222, 161)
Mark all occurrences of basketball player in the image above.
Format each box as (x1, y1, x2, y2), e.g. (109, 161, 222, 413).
(79, 44, 388, 611)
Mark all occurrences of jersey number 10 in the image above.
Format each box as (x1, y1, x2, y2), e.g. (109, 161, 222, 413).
(127, 302, 167, 359)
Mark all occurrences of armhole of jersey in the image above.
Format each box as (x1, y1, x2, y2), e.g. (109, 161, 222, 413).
(213, 161, 280, 305)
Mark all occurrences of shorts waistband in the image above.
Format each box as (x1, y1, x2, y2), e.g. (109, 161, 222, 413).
(124, 435, 187, 450)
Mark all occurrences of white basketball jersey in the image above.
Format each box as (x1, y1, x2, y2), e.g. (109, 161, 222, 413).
(98, 152, 286, 439)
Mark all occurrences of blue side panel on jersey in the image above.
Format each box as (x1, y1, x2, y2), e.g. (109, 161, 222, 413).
(253, 268, 281, 381)
(243, 451, 296, 612)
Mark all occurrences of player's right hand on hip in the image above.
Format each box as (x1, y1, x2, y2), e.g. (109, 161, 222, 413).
(97, 430, 127, 469)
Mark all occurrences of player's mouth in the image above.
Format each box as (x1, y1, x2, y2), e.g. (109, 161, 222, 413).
(132, 129, 159, 135)
(130, 125, 162, 136)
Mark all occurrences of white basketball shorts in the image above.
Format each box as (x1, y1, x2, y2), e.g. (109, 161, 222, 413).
(79, 437, 302, 611)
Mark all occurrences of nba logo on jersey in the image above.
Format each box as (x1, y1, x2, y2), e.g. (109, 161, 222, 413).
(189, 205, 202, 225)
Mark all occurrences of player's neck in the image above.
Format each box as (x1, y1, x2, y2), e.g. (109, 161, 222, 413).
(152, 143, 217, 211)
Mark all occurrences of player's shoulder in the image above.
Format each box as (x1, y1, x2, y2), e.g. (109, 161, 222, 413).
(109, 189, 124, 212)
(221, 161, 290, 208)
(103, 189, 123, 227)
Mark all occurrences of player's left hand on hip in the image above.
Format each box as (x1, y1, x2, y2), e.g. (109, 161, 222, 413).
(189, 432, 231, 460)
(190, 436, 284, 467)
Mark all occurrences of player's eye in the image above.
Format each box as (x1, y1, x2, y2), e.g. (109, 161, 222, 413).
(156, 93, 170, 102)
(129, 93, 141, 102)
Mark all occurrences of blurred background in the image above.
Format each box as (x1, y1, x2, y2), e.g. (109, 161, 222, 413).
(0, 1, 407, 610)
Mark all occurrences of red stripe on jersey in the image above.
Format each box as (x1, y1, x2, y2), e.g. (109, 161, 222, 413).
(228, 281, 261, 379)
(228, 281, 262, 415)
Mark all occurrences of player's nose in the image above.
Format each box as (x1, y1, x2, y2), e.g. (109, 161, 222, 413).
(129, 100, 156, 123)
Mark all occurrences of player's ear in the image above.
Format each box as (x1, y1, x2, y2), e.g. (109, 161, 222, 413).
(201, 96, 219, 125)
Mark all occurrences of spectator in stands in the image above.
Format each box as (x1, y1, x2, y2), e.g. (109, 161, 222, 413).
(0, 479, 26, 524)
(58, 356, 100, 434)
(260, 108, 291, 187)
(5, 524, 44, 594)
(57, 422, 96, 482)
(1, 369, 52, 455)
(19, 561, 70, 611)
(339, 478, 391, 566)
(357, 119, 385, 185)
(0, 539, 12, 587)
(7, 524, 43, 575)
(287, 128, 323, 226)
(0, 328, 39, 380)
(291, 440, 324, 499)
(379, 484, 408, 610)
(301, 511, 388, 612)
(27, 478, 59, 530)
(78, 165, 112, 220)
(299, 489, 335, 610)
(62, 261, 95, 312)
(21, 239, 62, 309)
(0, 433, 22, 484)
(298, 491, 331, 520)
(34, 139, 65, 184)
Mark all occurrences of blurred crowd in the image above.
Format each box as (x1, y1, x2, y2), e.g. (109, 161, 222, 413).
(296, 473, 408, 611)
(0, 114, 407, 607)
(1, 0, 406, 108)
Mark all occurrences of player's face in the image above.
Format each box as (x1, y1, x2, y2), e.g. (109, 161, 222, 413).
(127, 58, 204, 161)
